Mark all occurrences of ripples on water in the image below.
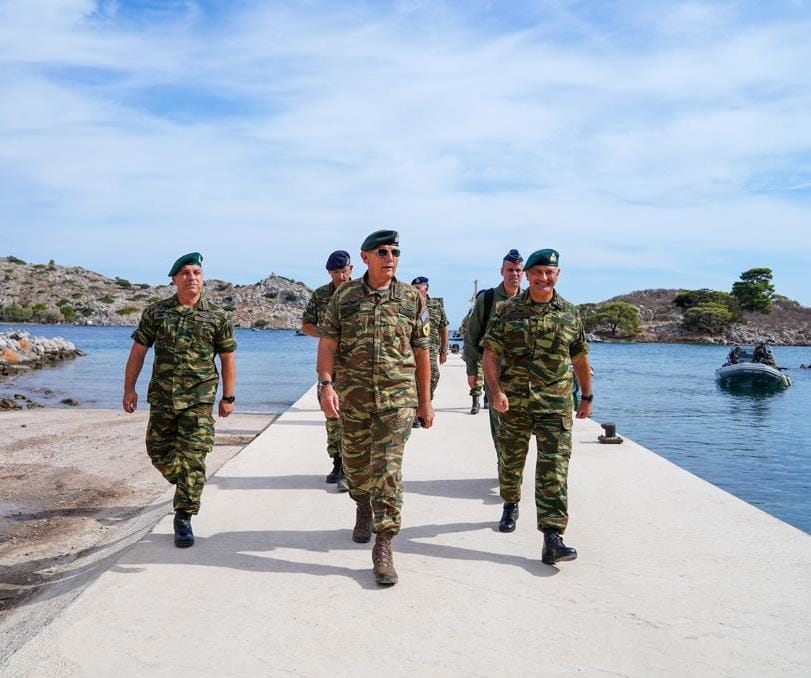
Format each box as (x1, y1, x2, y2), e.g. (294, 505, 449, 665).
(2, 324, 809, 533)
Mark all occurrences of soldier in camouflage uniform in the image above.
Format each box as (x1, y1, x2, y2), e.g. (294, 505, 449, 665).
(483, 248, 592, 565)
(123, 252, 237, 548)
(318, 230, 432, 586)
(463, 249, 523, 445)
(411, 276, 448, 404)
(301, 250, 353, 491)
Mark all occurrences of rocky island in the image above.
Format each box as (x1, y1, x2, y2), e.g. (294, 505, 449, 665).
(0, 255, 311, 329)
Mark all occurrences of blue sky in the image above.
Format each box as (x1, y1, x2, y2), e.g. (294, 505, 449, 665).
(2, 0, 810, 326)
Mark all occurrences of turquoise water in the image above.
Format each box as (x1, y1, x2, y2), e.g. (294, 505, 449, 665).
(2, 324, 809, 533)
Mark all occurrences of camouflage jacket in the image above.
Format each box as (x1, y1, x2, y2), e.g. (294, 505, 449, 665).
(319, 274, 430, 412)
(301, 281, 337, 332)
(131, 294, 237, 410)
(463, 282, 520, 376)
(427, 296, 449, 356)
(482, 289, 588, 413)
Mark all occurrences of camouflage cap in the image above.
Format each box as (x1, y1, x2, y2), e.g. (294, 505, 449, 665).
(325, 250, 351, 270)
(411, 276, 429, 285)
(168, 252, 203, 277)
(524, 248, 560, 269)
(503, 249, 523, 263)
(361, 230, 399, 251)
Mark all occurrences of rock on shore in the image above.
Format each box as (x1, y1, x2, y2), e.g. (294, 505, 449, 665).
(0, 330, 84, 376)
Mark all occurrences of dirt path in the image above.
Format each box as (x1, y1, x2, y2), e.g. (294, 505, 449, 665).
(0, 408, 274, 625)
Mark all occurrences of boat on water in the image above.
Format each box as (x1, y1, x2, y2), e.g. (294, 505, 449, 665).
(715, 346, 791, 390)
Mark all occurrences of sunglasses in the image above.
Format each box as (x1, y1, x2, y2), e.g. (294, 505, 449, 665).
(375, 248, 401, 258)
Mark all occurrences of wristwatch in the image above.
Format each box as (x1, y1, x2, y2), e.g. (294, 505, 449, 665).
(221, 395, 236, 403)
(580, 394, 594, 403)
(319, 380, 334, 387)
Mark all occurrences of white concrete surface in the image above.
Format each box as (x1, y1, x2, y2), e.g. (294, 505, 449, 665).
(2, 354, 810, 677)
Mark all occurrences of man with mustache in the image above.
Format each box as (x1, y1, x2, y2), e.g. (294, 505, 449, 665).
(123, 252, 237, 548)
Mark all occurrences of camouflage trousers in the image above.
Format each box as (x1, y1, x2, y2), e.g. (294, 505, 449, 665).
(317, 382, 343, 458)
(496, 408, 573, 533)
(429, 351, 440, 400)
(340, 407, 416, 535)
(146, 404, 215, 515)
(469, 362, 484, 396)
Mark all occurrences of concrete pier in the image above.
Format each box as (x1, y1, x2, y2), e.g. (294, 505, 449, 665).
(2, 354, 809, 676)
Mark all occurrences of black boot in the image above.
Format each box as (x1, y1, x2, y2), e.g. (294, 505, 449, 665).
(326, 455, 341, 483)
(483, 392, 490, 409)
(498, 502, 519, 532)
(542, 530, 577, 564)
(173, 511, 194, 548)
(470, 395, 481, 415)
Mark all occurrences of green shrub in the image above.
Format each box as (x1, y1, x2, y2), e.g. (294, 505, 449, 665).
(0, 304, 33, 321)
(60, 305, 77, 322)
(114, 277, 132, 288)
(115, 306, 140, 316)
(7, 255, 26, 265)
(254, 319, 270, 328)
(264, 291, 278, 299)
(98, 295, 115, 304)
(32, 263, 48, 271)
(682, 303, 734, 334)
(281, 291, 299, 303)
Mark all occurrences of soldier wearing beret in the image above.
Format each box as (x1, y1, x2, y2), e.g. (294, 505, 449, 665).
(123, 252, 237, 548)
(301, 250, 353, 491)
(410, 276, 449, 409)
(463, 248, 524, 459)
(318, 230, 433, 586)
(482, 248, 592, 565)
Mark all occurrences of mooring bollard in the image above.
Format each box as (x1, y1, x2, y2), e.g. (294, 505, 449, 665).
(598, 421, 623, 444)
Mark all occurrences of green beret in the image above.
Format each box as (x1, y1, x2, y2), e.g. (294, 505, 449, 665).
(524, 248, 560, 269)
(168, 252, 203, 277)
(361, 230, 399, 251)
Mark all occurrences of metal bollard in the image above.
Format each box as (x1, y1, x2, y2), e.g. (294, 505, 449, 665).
(598, 421, 623, 444)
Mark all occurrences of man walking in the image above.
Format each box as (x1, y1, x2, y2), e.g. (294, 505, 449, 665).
(317, 230, 433, 586)
(483, 248, 592, 564)
(411, 276, 448, 403)
(123, 252, 237, 548)
(301, 250, 353, 491)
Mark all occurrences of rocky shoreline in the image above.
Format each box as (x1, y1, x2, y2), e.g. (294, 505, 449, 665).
(0, 330, 84, 378)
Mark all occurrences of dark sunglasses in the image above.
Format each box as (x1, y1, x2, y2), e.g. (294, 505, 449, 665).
(375, 248, 401, 258)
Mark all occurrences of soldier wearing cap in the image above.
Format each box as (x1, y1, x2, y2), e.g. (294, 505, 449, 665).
(482, 248, 592, 565)
(318, 230, 433, 586)
(411, 276, 449, 406)
(123, 252, 237, 548)
(301, 250, 353, 491)
(463, 249, 524, 463)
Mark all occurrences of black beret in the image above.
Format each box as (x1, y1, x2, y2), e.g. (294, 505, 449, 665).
(361, 229, 399, 251)
(168, 252, 203, 277)
(503, 249, 523, 263)
(411, 276, 429, 285)
(325, 250, 351, 271)
(525, 248, 560, 269)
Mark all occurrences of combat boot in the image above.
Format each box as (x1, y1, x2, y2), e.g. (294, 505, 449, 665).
(372, 531, 398, 586)
(498, 501, 519, 532)
(326, 455, 342, 484)
(470, 395, 481, 415)
(173, 511, 194, 548)
(542, 529, 577, 564)
(352, 499, 372, 543)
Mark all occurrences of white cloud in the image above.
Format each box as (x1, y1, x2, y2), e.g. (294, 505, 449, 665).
(1, 0, 809, 324)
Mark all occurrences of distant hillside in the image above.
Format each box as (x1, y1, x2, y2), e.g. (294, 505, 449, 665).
(596, 288, 811, 345)
(0, 256, 311, 329)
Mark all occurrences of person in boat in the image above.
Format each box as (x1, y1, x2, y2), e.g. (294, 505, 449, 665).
(726, 345, 742, 365)
(753, 342, 776, 367)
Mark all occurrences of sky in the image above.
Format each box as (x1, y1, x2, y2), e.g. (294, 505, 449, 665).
(1, 0, 810, 326)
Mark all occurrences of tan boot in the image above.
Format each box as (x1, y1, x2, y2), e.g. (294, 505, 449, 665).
(372, 531, 398, 586)
(352, 499, 372, 543)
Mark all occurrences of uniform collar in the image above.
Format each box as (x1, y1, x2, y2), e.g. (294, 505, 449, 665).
(361, 272, 402, 299)
(171, 293, 209, 310)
